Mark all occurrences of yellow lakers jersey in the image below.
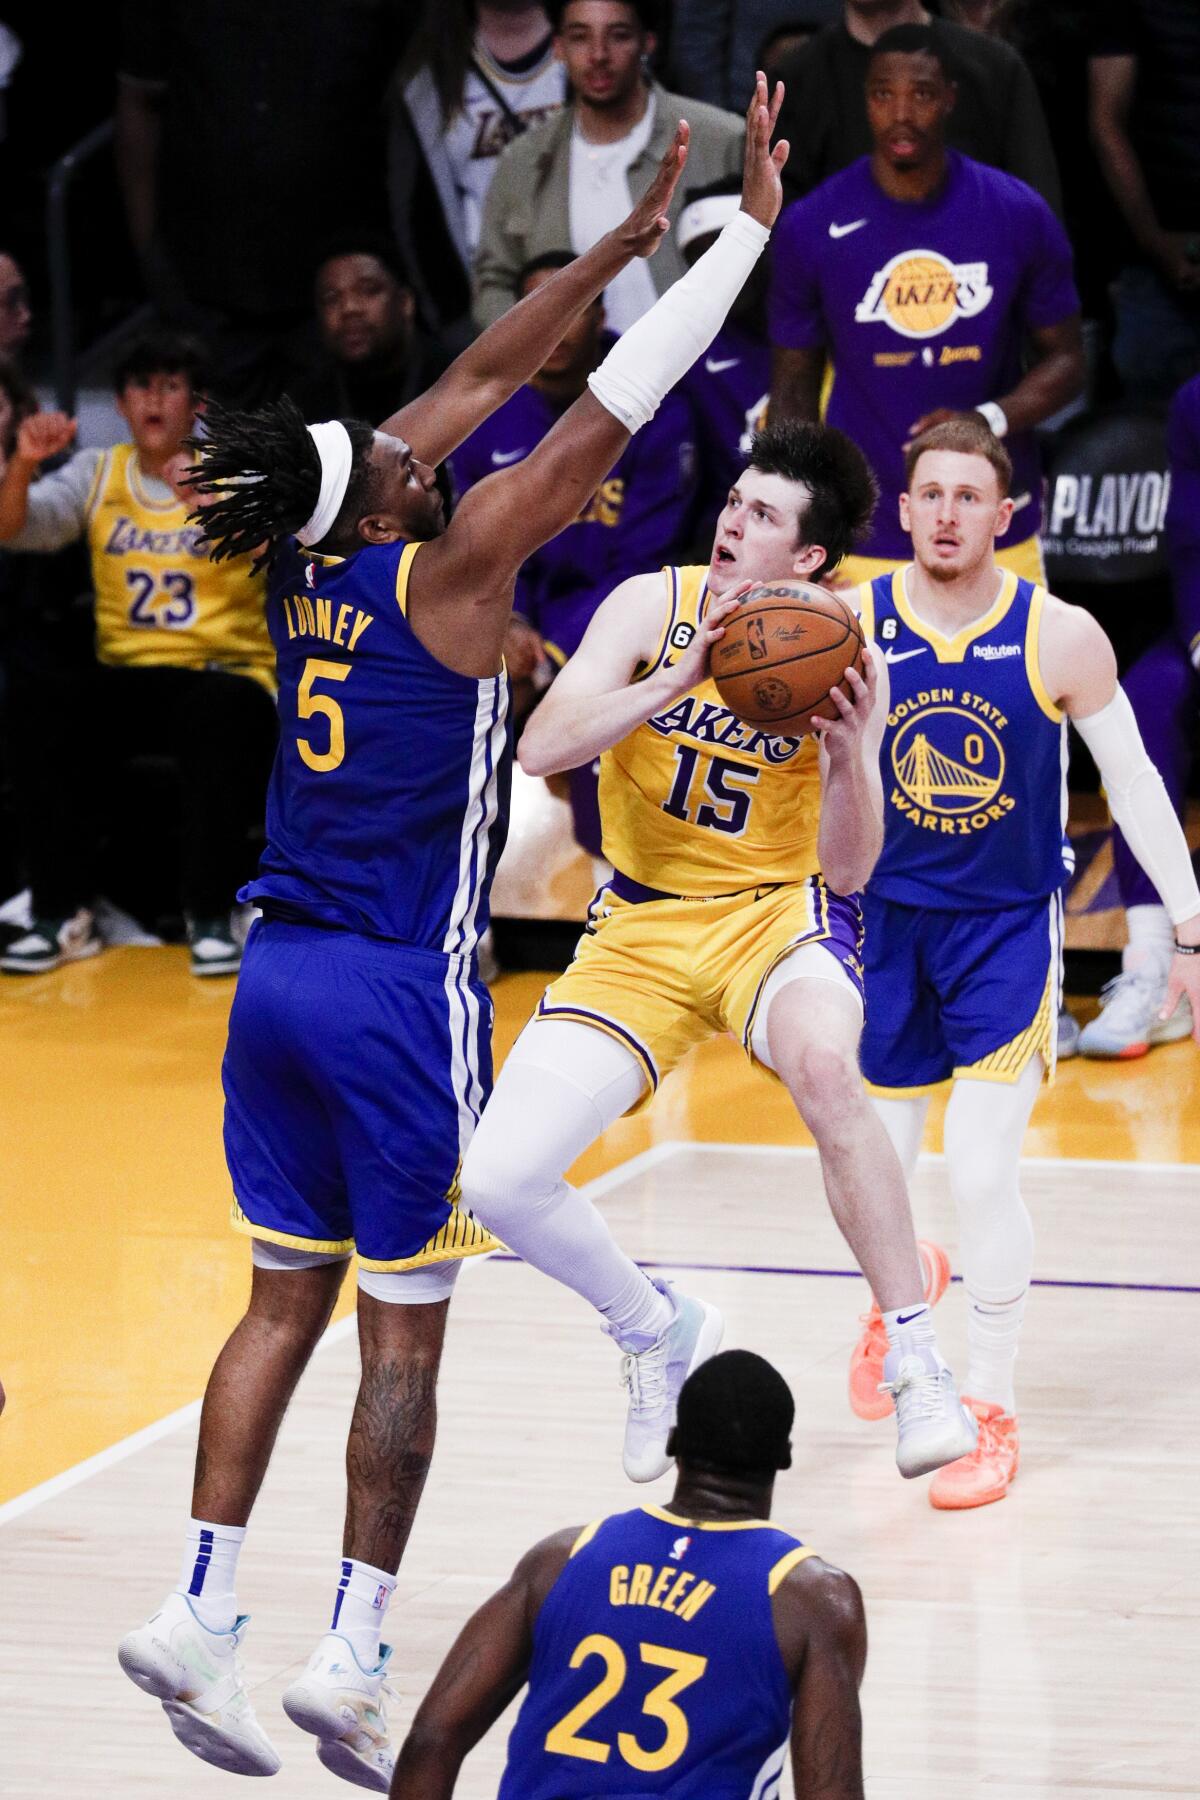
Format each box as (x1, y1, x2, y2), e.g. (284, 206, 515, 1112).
(85, 444, 271, 677)
(599, 566, 825, 896)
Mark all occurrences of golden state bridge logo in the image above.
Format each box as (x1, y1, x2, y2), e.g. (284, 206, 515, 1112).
(890, 700, 1014, 835)
(855, 249, 993, 339)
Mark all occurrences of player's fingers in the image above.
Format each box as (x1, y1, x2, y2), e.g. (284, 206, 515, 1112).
(772, 140, 790, 173)
(1159, 969, 1184, 1022)
(768, 80, 785, 132)
(842, 663, 869, 700)
(828, 683, 855, 720)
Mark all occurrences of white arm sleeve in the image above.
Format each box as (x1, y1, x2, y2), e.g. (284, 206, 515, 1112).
(1073, 686, 1200, 927)
(587, 210, 771, 432)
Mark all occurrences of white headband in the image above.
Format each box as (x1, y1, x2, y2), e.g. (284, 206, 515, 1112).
(296, 420, 354, 546)
(676, 193, 742, 253)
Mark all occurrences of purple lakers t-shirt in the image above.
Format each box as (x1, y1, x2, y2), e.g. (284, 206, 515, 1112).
(449, 357, 698, 659)
(769, 152, 1079, 559)
(681, 321, 771, 541)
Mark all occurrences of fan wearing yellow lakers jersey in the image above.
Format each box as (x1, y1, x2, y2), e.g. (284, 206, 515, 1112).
(461, 419, 978, 1487)
(0, 329, 274, 977)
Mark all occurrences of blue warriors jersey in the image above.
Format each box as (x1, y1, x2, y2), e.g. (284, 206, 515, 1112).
(499, 1504, 814, 1800)
(859, 569, 1069, 909)
(244, 538, 510, 950)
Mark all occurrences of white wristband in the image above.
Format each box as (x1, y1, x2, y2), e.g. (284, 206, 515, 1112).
(588, 210, 771, 434)
(974, 401, 1009, 439)
(1073, 688, 1200, 927)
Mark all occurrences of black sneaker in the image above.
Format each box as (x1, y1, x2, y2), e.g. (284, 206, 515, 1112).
(186, 914, 241, 977)
(1, 908, 102, 974)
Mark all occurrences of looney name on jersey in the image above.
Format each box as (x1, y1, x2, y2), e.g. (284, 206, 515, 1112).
(103, 517, 205, 558)
(887, 686, 1016, 836)
(282, 592, 374, 652)
(607, 1562, 716, 1622)
(648, 696, 804, 766)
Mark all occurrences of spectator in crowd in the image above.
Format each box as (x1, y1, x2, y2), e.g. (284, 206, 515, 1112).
(1080, 373, 1200, 1057)
(677, 179, 771, 546)
(0, 353, 34, 470)
(115, 1, 410, 406)
(773, 0, 1060, 212)
(452, 248, 698, 853)
(1089, 1, 1200, 402)
(474, 0, 744, 333)
(288, 232, 450, 427)
(668, 0, 839, 112)
(0, 330, 276, 977)
(0, 251, 30, 364)
(770, 25, 1084, 589)
(390, 1, 566, 347)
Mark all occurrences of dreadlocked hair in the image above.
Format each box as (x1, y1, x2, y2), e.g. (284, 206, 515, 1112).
(186, 396, 375, 570)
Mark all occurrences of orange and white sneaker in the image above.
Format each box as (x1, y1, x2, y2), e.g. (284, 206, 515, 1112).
(929, 1398, 1019, 1510)
(849, 1240, 952, 1421)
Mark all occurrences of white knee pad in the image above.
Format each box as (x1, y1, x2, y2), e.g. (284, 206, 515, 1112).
(357, 1260, 462, 1304)
(251, 1237, 349, 1272)
(749, 942, 863, 1071)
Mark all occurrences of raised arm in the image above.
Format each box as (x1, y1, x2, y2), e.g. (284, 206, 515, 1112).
(518, 575, 742, 776)
(408, 76, 789, 676)
(776, 1559, 867, 1800)
(383, 126, 689, 469)
(0, 413, 84, 548)
(388, 1531, 576, 1800)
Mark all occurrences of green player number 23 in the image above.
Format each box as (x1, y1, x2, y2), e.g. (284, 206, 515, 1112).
(544, 1634, 708, 1772)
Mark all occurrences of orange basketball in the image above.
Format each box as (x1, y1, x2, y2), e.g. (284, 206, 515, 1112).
(711, 582, 866, 737)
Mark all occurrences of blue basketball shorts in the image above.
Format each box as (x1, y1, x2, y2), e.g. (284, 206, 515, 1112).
(859, 891, 1063, 1093)
(222, 919, 500, 1269)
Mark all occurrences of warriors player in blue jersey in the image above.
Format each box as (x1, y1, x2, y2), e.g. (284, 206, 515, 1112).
(850, 415, 1200, 1511)
(389, 1351, 866, 1800)
(119, 81, 792, 1791)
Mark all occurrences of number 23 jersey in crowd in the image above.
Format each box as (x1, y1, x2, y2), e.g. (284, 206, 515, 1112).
(499, 1505, 813, 1800)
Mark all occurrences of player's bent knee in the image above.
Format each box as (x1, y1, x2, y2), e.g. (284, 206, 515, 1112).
(783, 1043, 864, 1125)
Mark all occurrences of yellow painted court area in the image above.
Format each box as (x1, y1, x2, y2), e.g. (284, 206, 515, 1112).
(1, 946, 1197, 1507)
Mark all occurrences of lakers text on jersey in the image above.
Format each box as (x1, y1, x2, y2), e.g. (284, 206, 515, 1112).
(857, 567, 1068, 1092)
(222, 538, 508, 1269)
(498, 1505, 814, 1799)
(87, 444, 271, 679)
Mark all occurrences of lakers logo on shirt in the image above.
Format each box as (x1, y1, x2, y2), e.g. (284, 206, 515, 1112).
(888, 690, 1015, 836)
(855, 249, 993, 339)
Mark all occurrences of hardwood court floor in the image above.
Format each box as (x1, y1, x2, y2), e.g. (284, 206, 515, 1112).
(1, 951, 1198, 1796)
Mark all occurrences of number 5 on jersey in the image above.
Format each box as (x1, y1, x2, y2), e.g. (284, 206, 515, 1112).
(296, 658, 351, 772)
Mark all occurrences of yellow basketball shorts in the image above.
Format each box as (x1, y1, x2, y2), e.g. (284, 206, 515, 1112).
(536, 874, 865, 1111)
(837, 535, 1046, 591)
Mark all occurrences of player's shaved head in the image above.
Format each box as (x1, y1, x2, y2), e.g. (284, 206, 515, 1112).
(669, 1350, 795, 1477)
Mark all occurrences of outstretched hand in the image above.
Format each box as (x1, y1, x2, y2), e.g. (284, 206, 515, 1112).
(740, 71, 789, 231)
(621, 121, 690, 260)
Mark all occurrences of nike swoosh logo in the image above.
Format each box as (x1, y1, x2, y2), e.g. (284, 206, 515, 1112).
(490, 447, 526, 466)
(705, 356, 740, 373)
(896, 1309, 926, 1325)
(883, 646, 928, 663)
(829, 218, 868, 239)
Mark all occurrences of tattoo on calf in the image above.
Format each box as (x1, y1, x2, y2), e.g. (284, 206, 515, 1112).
(345, 1356, 439, 1569)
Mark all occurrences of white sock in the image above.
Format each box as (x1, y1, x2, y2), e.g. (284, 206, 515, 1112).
(882, 1303, 941, 1363)
(965, 1284, 1026, 1414)
(177, 1518, 245, 1631)
(331, 1558, 396, 1669)
(1123, 904, 1173, 973)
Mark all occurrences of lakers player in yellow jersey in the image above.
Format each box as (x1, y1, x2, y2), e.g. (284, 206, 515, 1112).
(461, 420, 977, 1485)
(0, 329, 274, 976)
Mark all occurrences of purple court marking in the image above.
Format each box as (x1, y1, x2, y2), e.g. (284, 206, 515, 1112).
(489, 1254, 1199, 1295)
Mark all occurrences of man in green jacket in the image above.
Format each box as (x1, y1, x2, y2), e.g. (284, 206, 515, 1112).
(474, 0, 744, 332)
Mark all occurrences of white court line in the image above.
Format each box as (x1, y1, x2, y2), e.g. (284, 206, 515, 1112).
(0, 1146, 680, 1528)
(664, 1139, 1200, 1177)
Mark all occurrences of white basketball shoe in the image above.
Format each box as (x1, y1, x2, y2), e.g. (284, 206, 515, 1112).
(1079, 963, 1193, 1059)
(610, 1280, 725, 1482)
(881, 1346, 979, 1479)
(117, 1591, 280, 1776)
(282, 1633, 397, 1791)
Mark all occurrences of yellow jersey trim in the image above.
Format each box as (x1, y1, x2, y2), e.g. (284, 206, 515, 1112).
(536, 998, 659, 1093)
(635, 565, 679, 684)
(891, 565, 1019, 663)
(768, 1545, 816, 1594)
(954, 960, 1056, 1087)
(396, 540, 421, 617)
(230, 1202, 353, 1256)
(83, 447, 110, 523)
(641, 1504, 779, 1533)
(127, 450, 182, 514)
(1024, 586, 1065, 722)
(570, 1518, 605, 1557)
(852, 579, 875, 642)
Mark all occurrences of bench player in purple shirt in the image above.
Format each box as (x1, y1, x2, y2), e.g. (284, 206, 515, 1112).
(450, 251, 699, 853)
(1080, 372, 1200, 1056)
(769, 23, 1084, 589)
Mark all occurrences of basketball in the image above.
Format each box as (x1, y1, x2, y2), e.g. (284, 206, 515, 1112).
(711, 582, 867, 736)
